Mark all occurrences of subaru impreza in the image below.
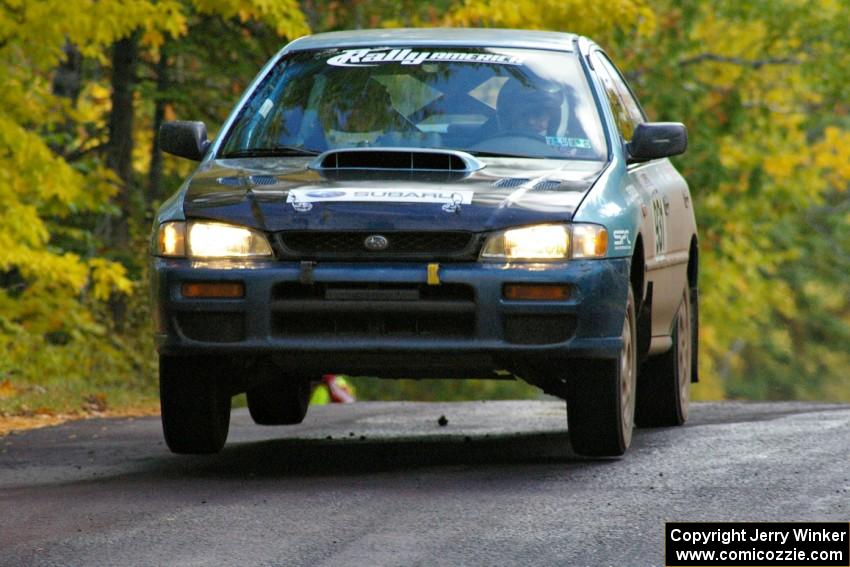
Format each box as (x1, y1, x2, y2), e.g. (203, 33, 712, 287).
(152, 28, 698, 456)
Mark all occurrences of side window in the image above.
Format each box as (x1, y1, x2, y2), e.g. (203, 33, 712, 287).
(591, 52, 644, 140)
(600, 55, 645, 127)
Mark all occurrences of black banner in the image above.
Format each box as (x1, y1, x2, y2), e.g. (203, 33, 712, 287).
(666, 522, 849, 566)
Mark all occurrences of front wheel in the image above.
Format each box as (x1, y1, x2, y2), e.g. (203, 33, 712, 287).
(635, 285, 692, 427)
(160, 355, 232, 454)
(566, 287, 637, 457)
(247, 378, 311, 425)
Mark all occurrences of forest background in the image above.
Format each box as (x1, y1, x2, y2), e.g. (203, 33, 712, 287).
(1, 0, 848, 418)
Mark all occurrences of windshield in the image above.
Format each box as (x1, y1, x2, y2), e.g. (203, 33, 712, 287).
(219, 46, 607, 161)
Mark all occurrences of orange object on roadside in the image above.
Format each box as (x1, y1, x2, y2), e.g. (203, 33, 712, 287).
(323, 374, 356, 403)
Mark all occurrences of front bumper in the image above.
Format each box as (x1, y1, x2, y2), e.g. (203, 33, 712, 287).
(151, 257, 630, 379)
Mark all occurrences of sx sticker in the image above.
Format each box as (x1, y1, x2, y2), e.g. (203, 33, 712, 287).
(613, 229, 632, 251)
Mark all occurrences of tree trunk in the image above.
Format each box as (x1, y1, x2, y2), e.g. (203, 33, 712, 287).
(50, 41, 84, 158)
(148, 47, 169, 208)
(106, 33, 139, 250)
(52, 41, 83, 102)
(105, 33, 140, 330)
(301, 0, 321, 31)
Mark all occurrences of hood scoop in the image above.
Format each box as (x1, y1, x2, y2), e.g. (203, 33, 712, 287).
(309, 148, 485, 173)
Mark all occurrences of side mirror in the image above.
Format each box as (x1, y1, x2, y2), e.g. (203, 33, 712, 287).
(159, 121, 210, 161)
(627, 122, 687, 162)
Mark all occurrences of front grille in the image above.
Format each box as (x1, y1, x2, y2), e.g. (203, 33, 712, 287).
(271, 282, 476, 338)
(275, 231, 479, 260)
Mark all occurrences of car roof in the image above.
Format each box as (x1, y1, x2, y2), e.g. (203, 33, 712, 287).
(285, 28, 581, 53)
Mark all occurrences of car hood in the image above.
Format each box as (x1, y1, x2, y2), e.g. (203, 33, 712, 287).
(182, 157, 605, 232)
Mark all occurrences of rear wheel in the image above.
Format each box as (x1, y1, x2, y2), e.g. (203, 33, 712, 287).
(566, 288, 637, 457)
(247, 377, 311, 425)
(160, 355, 232, 454)
(635, 286, 692, 427)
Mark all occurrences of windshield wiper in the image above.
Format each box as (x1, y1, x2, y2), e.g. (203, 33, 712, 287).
(465, 149, 601, 162)
(219, 145, 320, 158)
(464, 150, 540, 159)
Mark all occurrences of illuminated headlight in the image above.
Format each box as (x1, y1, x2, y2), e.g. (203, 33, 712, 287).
(480, 223, 607, 261)
(156, 221, 273, 258)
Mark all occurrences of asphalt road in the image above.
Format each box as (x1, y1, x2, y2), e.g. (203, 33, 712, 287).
(1, 400, 848, 567)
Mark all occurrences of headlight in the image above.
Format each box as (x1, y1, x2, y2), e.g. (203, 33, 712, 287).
(155, 221, 273, 258)
(479, 223, 607, 261)
(187, 222, 273, 258)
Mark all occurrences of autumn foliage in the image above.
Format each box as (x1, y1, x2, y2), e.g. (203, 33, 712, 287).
(1, 0, 848, 415)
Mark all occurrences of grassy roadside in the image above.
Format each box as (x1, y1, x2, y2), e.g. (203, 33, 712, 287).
(0, 376, 160, 437)
(0, 309, 162, 436)
(0, 405, 161, 437)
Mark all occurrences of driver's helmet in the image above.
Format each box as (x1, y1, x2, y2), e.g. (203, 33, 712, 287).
(496, 80, 563, 136)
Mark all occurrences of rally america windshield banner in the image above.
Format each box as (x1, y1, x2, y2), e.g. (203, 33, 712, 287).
(327, 48, 523, 67)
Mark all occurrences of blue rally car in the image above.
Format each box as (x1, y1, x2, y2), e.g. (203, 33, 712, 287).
(152, 29, 698, 456)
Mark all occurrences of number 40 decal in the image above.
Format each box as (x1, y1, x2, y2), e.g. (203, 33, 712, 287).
(652, 196, 667, 255)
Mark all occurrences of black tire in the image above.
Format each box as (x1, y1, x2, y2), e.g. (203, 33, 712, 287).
(635, 285, 692, 427)
(566, 287, 637, 457)
(160, 355, 232, 454)
(246, 378, 310, 425)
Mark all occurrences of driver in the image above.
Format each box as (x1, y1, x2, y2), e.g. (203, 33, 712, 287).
(317, 76, 412, 147)
(496, 80, 564, 137)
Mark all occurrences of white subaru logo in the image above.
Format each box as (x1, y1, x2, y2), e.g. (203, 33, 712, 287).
(364, 235, 389, 251)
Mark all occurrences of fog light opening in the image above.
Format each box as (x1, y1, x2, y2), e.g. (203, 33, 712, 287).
(503, 284, 571, 301)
